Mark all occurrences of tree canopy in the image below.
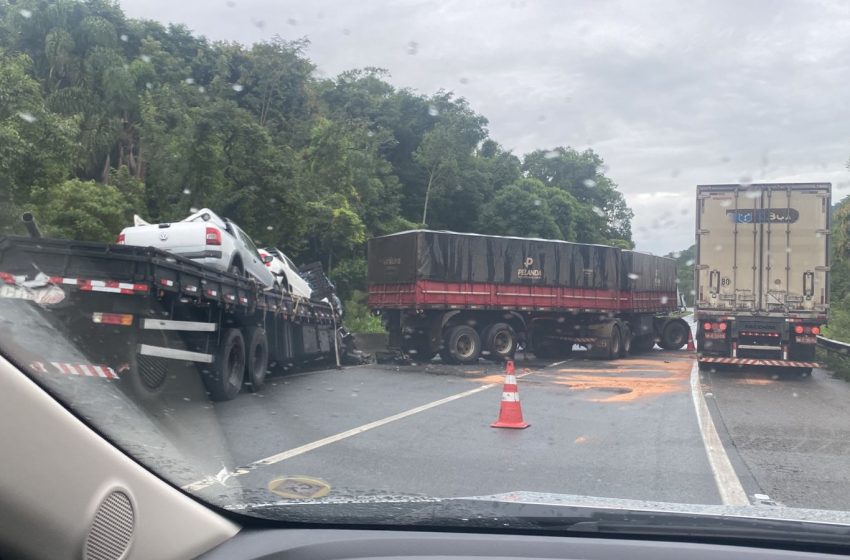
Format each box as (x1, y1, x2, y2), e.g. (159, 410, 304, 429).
(0, 0, 635, 300)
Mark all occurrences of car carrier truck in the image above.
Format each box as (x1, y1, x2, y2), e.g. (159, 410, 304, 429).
(0, 218, 349, 402)
(367, 230, 690, 363)
(694, 183, 830, 372)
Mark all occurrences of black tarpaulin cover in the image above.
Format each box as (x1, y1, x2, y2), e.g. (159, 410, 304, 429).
(369, 230, 677, 292)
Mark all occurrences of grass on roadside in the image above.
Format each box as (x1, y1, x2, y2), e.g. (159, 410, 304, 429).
(342, 290, 385, 333)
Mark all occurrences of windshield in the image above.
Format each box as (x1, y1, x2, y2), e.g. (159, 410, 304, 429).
(2, 0, 850, 544)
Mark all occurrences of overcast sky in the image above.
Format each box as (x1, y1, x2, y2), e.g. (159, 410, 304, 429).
(120, 0, 850, 255)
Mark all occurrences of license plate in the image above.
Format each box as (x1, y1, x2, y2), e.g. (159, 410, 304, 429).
(796, 335, 816, 344)
(705, 332, 726, 339)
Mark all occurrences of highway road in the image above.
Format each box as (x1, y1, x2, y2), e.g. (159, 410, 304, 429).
(134, 338, 850, 515)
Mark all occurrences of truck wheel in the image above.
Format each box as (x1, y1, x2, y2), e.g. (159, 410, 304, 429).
(660, 320, 689, 350)
(244, 326, 269, 392)
(605, 326, 622, 360)
(440, 325, 481, 365)
(482, 323, 517, 362)
(126, 352, 168, 400)
(620, 325, 632, 358)
(203, 327, 245, 401)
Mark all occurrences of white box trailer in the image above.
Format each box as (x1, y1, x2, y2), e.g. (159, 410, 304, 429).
(695, 183, 830, 371)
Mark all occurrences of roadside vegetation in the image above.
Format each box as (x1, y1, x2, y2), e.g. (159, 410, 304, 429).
(0, 0, 636, 322)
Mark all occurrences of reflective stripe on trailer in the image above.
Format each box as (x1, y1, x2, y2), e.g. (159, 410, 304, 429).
(34, 361, 120, 379)
(698, 356, 820, 368)
(48, 276, 149, 295)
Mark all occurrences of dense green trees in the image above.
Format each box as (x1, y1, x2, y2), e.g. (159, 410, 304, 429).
(0, 0, 635, 302)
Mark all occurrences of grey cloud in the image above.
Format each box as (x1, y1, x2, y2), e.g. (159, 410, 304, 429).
(120, 0, 850, 255)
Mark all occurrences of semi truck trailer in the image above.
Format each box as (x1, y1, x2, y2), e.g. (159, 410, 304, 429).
(694, 183, 830, 372)
(368, 230, 690, 363)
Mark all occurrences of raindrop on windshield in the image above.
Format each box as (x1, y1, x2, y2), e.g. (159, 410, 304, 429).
(627, 273, 640, 280)
(671, 251, 681, 258)
(744, 190, 761, 199)
(185, 77, 195, 85)
(660, 296, 669, 304)
(253, 19, 266, 29)
(145, 82, 153, 89)
(739, 176, 753, 187)
(720, 200, 732, 207)
(120, 34, 129, 42)
(533, 199, 541, 206)
(190, 207, 199, 213)
(591, 206, 605, 217)
(685, 259, 694, 266)
(543, 150, 559, 159)
(17, 112, 36, 123)
(266, 225, 274, 231)
(690, 289, 696, 295)
(583, 178, 597, 188)
(232, 84, 244, 92)
(407, 41, 419, 55)
(198, 86, 206, 93)
(786, 247, 792, 253)
(459, 77, 469, 84)
(342, 28, 351, 36)
(140, 54, 151, 63)
(287, 18, 298, 26)
(428, 105, 439, 116)
(225, 0, 236, 6)
(714, 244, 723, 251)
(182, 188, 191, 195)
(19, 9, 32, 18)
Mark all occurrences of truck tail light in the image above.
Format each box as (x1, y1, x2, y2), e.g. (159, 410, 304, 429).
(92, 312, 133, 326)
(205, 227, 222, 245)
(117, 233, 125, 244)
(718, 322, 727, 332)
(811, 326, 821, 335)
(794, 325, 804, 334)
(703, 322, 713, 331)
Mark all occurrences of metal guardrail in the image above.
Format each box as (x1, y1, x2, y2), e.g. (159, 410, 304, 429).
(817, 335, 850, 357)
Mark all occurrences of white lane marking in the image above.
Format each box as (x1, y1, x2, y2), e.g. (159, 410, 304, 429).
(690, 361, 750, 506)
(183, 371, 531, 493)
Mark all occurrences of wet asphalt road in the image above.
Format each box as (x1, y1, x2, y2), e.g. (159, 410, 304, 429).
(702, 364, 850, 511)
(205, 349, 722, 505)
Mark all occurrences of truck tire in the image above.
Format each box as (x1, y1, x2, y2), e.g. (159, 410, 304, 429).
(660, 319, 689, 350)
(604, 325, 622, 360)
(244, 326, 269, 392)
(126, 351, 168, 400)
(620, 325, 632, 358)
(482, 322, 517, 362)
(203, 327, 245, 401)
(440, 325, 481, 365)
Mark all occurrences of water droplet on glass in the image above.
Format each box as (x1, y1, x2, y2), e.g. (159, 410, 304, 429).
(739, 176, 753, 187)
(120, 34, 129, 42)
(232, 83, 244, 92)
(745, 190, 761, 199)
(19, 9, 32, 18)
(253, 19, 266, 29)
(342, 27, 351, 36)
(145, 82, 153, 89)
(786, 247, 792, 253)
(544, 150, 559, 159)
(226, 0, 236, 6)
(792, 392, 799, 398)
(428, 105, 439, 116)
(459, 77, 469, 84)
(690, 289, 696, 295)
(671, 251, 681, 258)
(185, 77, 195, 84)
(714, 244, 723, 251)
(685, 259, 694, 266)
(660, 296, 669, 304)
(720, 200, 732, 208)
(198, 86, 206, 93)
(287, 18, 297, 25)
(266, 225, 273, 231)
(627, 273, 640, 280)
(583, 178, 597, 188)
(407, 41, 419, 55)
(17, 112, 36, 123)
(591, 206, 605, 217)
(182, 188, 191, 195)
(190, 207, 199, 213)
(140, 54, 152, 63)
(533, 199, 541, 206)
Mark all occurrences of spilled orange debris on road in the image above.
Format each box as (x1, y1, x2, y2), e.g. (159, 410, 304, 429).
(549, 358, 691, 403)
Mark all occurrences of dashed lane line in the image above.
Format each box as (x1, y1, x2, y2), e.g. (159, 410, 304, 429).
(183, 371, 532, 493)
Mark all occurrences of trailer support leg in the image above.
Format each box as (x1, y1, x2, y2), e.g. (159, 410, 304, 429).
(332, 313, 341, 369)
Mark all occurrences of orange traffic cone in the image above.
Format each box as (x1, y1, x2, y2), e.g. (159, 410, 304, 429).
(491, 360, 530, 429)
(687, 328, 695, 351)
